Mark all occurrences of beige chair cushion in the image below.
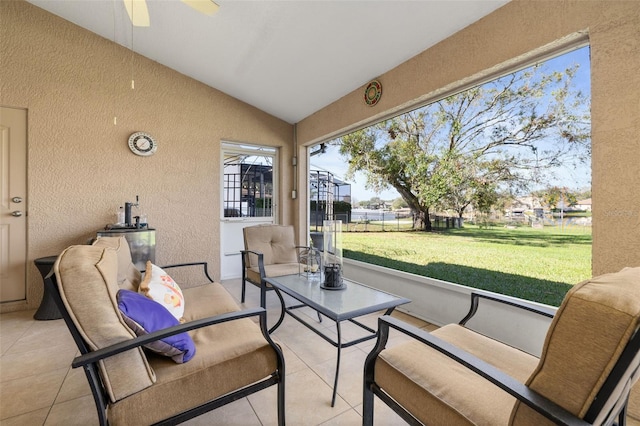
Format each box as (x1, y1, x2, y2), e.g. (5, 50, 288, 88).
(376, 324, 538, 425)
(511, 267, 640, 425)
(54, 245, 155, 403)
(243, 224, 298, 268)
(92, 236, 142, 291)
(181, 282, 242, 321)
(246, 263, 303, 284)
(107, 283, 278, 425)
(376, 268, 640, 425)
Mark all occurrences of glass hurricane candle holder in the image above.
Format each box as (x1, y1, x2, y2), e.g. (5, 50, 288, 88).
(322, 220, 343, 287)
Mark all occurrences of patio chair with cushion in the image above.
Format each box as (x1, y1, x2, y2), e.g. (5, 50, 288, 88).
(241, 224, 313, 332)
(50, 237, 285, 425)
(363, 267, 640, 425)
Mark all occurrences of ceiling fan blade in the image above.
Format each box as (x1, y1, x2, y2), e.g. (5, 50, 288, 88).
(181, 0, 220, 16)
(123, 0, 150, 27)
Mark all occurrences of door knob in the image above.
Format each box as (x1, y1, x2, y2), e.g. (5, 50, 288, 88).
(11, 211, 23, 217)
(12, 197, 23, 203)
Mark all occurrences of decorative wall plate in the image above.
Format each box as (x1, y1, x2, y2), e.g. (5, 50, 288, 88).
(364, 80, 382, 106)
(128, 132, 158, 156)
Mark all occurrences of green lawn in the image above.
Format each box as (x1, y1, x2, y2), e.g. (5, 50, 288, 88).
(343, 225, 592, 306)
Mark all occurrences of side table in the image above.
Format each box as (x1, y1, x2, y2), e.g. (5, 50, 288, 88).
(34, 256, 61, 320)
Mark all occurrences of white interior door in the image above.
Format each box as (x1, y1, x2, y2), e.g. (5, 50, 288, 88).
(1, 107, 28, 303)
(220, 143, 277, 280)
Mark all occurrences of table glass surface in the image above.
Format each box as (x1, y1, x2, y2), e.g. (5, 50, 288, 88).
(265, 274, 409, 320)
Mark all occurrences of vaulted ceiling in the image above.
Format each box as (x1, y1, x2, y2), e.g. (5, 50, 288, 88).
(27, 0, 509, 124)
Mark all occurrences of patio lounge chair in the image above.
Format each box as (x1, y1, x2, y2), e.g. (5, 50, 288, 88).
(364, 267, 640, 425)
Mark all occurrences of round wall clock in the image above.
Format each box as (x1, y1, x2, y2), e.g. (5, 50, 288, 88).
(128, 132, 157, 156)
(364, 80, 382, 107)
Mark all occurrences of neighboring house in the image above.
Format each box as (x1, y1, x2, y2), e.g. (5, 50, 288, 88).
(575, 198, 592, 212)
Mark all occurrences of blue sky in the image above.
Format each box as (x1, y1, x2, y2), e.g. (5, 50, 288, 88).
(310, 46, 591, 203)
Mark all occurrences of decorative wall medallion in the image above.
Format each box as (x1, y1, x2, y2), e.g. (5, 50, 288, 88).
(364, 80, 382, 106)
(128, 132, 158, 156)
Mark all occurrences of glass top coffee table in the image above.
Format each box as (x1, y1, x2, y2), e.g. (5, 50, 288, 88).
(264, 274, 410, 406)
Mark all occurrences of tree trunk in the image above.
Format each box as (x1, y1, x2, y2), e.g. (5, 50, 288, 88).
(412, 208, 432, 231)
(393, 185, 433, 231)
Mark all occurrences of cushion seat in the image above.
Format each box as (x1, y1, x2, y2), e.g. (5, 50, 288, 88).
(181, 282, 241, 321)
(109, 315, 277, 425)
(376, 324, 538, 425)
(107, 278, 280, 424)
(245, 263, 303, 285)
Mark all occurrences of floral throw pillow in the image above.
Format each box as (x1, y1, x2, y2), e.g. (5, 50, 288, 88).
(139, 261, 185, 322)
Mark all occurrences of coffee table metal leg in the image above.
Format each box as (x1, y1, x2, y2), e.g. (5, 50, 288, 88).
(331, 322, 342, 407)
(269, 287, 287, 334)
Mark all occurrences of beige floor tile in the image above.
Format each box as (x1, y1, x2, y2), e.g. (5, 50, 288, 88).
(0, 329, 29, 357)
(0, 309, 37, 327)
(0, 345, 77, 383)
(55, 366, 91, 404)
(271, 338, 308, 376)
(319, 408, 362, 425)
(0, 406, 49, 426)
(44, 395, 98, 426)
(0, 311, 36, 356)
(310, 347, 368, 408)
(4, 320, 74, 355)
(334, 319, 378, 344)
(0, 367, 67, 420)
(278, 328, 346, 368)
(248, 368, 351, 426)
(182, 398, 261, 425)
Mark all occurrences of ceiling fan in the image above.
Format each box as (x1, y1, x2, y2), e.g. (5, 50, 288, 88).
(123, 0, 220, 27)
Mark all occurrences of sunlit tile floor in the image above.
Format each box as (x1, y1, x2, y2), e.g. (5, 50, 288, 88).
(0, 279, 436, 425)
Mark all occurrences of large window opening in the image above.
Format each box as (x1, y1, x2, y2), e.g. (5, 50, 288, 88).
(310, 46, 591, 306)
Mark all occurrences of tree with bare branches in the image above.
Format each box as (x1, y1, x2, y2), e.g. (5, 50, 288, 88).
(338, 63, 590, 230)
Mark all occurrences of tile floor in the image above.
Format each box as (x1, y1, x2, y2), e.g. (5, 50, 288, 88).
(0, 279, 436, 425)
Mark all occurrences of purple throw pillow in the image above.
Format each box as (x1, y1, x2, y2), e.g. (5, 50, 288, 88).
(117, 289, 196, 363)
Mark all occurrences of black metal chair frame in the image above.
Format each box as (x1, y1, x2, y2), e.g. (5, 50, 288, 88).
(48, 262, 286, 426)
(241, 249, 287, 333)
(364, 291, 640, 426)
(241, 247, 322, 334)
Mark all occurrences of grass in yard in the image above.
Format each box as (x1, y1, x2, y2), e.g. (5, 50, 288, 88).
(343, 225, 592, 306)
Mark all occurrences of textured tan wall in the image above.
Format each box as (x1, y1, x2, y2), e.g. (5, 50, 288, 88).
(297, 0, 640, 276)
(0, 0, 293, 312)
(3, 0, 639, 313)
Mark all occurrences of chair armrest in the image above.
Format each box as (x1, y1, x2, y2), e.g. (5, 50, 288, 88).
(241, 249, 266, 279)
(459, 290, 556, 326)
(72, 307, 266, 368)
(159, 262, 214, 283)
(372, 315, 588, 426)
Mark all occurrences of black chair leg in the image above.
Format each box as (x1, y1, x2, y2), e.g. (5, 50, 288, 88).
(241, 271, 247, 303)
(363, 383, 375, 426)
